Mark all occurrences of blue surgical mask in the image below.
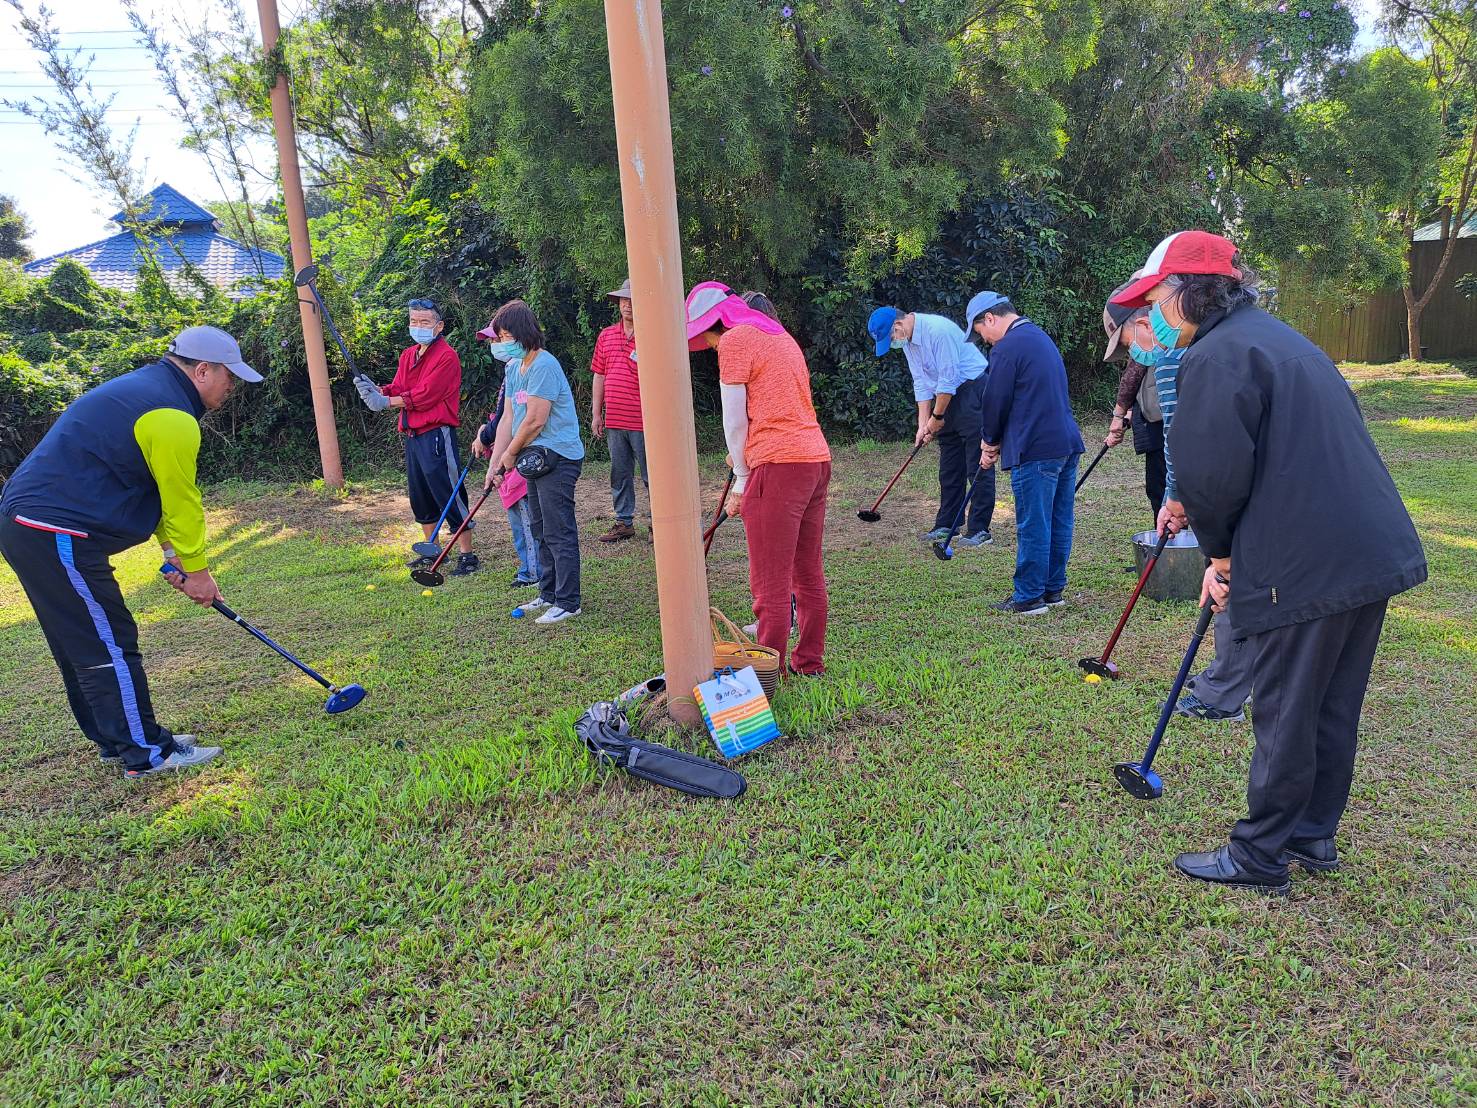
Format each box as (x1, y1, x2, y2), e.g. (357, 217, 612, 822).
(1129, 341, 1163, 368)
(409, 325, 438, 345)
(489, 340, 525, 363)
(1148, 302, 1182, 349)
(890, 338, 904, 350)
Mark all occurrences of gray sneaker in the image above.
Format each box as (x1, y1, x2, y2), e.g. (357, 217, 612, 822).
(956, 530, 994, 548)
(921, 527, 951, 542)
(125, 735, 221, 779)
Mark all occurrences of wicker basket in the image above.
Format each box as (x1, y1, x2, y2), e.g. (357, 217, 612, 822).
(710, 607, 781, 699)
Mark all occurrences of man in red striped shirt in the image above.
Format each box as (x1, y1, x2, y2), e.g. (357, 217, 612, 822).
(589, 277, 646, 543)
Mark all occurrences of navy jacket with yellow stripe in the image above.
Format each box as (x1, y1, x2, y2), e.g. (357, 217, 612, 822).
(1, 359, 211, 570)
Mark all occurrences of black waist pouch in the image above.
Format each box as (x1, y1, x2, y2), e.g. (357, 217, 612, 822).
(576, 702, 746, 800)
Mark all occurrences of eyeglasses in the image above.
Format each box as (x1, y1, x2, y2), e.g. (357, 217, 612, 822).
(408, 298, 439, 313)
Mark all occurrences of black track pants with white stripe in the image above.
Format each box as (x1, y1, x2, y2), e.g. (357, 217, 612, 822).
(0, 517, 178, 772)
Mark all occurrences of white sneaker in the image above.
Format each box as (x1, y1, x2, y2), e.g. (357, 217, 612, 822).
(535, 605, 581, 625)
(518, 597, 553, 615)
(742, 621, 758, 636)
(125, 734, 221, 779)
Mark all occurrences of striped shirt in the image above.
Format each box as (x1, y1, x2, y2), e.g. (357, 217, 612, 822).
(1156, 349, 1184, 501)
(589, 322, 642, 431)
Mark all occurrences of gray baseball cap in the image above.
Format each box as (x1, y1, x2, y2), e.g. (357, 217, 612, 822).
(167, 325, 262, 382)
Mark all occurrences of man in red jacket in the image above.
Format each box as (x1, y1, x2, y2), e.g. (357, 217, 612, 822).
(356, 297, 477, 576)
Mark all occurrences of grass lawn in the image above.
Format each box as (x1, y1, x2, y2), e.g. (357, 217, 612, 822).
(1, 375, 1473, 1106)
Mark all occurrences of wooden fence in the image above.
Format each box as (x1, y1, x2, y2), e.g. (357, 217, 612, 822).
(1279, 238, 1477, 363)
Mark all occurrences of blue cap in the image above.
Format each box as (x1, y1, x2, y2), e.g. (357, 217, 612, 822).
(866, 306, 900, 358)
(962, 290, 1009, 334)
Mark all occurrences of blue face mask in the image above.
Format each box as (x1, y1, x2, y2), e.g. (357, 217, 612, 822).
(1148, 302, 1182, 349)
(409, 325, 438, 346)
(890, 337, 904, 350)
(489, 340, 525, 364)
(1129, 340, 1163, 368)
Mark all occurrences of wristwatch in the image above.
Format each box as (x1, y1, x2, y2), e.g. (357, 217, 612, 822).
(930, 410, 947, 421)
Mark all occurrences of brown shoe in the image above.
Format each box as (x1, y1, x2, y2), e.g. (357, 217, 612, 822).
(598, 522, 636, 543)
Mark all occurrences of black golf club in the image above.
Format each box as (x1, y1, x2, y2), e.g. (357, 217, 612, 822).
(159, 565, 366, 714)
(1075, 441, 1111, 494)
(412, 485, 495, 587)
(293, 263, 371, 386)
(1079, 526, 1172, 680)
(702, 471, 734, 558)
(411, 458, 473, 559)
(858, 440, 926, 523)
(931, 462, 992, 561)
(1112, 590, 1219, 800)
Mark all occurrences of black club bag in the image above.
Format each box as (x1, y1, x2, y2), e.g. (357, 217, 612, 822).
(576, 701, 747, 800)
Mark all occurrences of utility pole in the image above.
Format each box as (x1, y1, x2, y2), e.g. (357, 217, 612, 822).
(603, 0, 711, 726)
(256, 0, 344, 488)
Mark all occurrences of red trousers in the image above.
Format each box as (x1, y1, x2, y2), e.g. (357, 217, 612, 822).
(742, 460, 830, 674)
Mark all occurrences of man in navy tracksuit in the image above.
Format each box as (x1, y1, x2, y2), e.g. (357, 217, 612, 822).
(0, 326, 260, 778)
(966, 291, 1085, 615)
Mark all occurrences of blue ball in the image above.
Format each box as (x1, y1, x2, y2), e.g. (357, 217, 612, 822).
(511, 607, 525, 619)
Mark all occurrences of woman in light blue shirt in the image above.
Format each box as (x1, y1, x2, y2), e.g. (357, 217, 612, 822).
(480, 300, 585, 625)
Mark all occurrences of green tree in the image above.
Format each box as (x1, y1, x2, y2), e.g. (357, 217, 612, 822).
(0, 195, 31, 262)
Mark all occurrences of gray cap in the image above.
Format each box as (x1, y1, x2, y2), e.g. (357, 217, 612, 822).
(607, 277, 632, 300)
(167, 325, 262, 382)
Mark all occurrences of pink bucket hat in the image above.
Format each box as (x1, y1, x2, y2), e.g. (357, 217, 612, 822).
(683, 281, 785, 351)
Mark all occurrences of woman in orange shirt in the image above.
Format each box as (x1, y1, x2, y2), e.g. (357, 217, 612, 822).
(685, 282, 832, 675)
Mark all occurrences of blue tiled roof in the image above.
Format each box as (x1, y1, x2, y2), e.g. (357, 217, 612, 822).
(1412, 214, 1477, 242)
(23, 184, 286, 299)
(111, 183, 218, 226)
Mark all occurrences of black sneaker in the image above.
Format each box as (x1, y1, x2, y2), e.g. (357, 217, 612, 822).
(1043, 590, 1066, 607)
(406, 553, 435, 569)
(510, 575, 539, 588)
(449, 553, 480, 577)
(98, 750, 123, 766)
(1171, 693, 1246, 722)
(991, 595, 1049, 616)
(1173, 844, 1290, 896)
(1283, 837, 1340, 873)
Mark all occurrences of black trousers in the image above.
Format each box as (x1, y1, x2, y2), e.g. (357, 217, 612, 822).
(526, 453, 583, 611)
(0, 517, 179, 772)
(1143, 448, 1166, 520)
(404, 425, 468, 529)
(934, 375, 996, 537)
(1229, 599, 1389, 877)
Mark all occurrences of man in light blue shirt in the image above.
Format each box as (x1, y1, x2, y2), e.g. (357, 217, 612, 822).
(867, 306, 996, 547)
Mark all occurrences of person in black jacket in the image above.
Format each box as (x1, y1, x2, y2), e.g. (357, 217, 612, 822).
(1111, 231, 1427, 895)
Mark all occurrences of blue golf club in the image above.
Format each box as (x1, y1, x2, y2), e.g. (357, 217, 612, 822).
(931, 461, 992, 561)
(159, 565, 367, 714)
(412, 458, 473, 559)
(1112, 592, 1218, 800)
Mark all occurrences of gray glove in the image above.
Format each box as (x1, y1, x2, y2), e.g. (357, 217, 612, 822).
(355, 376, 390, 412)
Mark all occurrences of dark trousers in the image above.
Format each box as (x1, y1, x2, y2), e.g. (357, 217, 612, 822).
(1143, 448, 1166, 520)
(0, 517, 179, 772)
(1229, 599, 1389, 877)
(404, 426, 468, 530)
(526, 454, 583, 611)
(934, 375, 995, 537)
(606, 428, 648, 525)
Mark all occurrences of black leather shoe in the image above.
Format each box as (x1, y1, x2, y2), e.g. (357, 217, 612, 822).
(1173, 844, 1290, 896)
(1283, 837, 1340, 873)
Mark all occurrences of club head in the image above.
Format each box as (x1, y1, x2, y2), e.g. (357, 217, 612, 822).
(324, 683, 367, 715)
(856, 510, 881, 523)
(411, 540, 443, 559)
(293, 263, 320, 287)
(1078, 657, 1121, 680)
(932, 539, 953, 561)
(1112, 761, 1163, 800)
(411, 566, 445, 588)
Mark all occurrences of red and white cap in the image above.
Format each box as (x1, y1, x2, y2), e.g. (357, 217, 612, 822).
(1110, 231, 1240, 308)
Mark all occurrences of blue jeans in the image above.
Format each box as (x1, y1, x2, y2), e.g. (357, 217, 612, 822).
(506, 499, 539, 582)
(1008, 454, 1079, 604)
(606, 428, 648, 525)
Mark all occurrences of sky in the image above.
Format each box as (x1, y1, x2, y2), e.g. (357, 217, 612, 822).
(2, 0, 1387, 261)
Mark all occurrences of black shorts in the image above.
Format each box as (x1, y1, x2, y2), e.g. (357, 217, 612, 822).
(404, 426, 468, 528)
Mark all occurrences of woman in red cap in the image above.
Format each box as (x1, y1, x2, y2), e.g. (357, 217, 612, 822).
(685, 282, 831, 675)
(1111, 231, 1427, 895)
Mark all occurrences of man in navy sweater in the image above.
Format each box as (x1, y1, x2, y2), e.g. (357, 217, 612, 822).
(967, 292, 1085, 615)
(0, 326, 260, 778)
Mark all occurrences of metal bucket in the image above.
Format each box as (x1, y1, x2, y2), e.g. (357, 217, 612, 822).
(1132, 529, 1205, 602)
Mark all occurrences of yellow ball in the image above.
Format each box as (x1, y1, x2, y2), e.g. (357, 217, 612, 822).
(421, 589, 434, 597)
(364, 584, 376, 591)
(1084, 673, 1102, 684)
